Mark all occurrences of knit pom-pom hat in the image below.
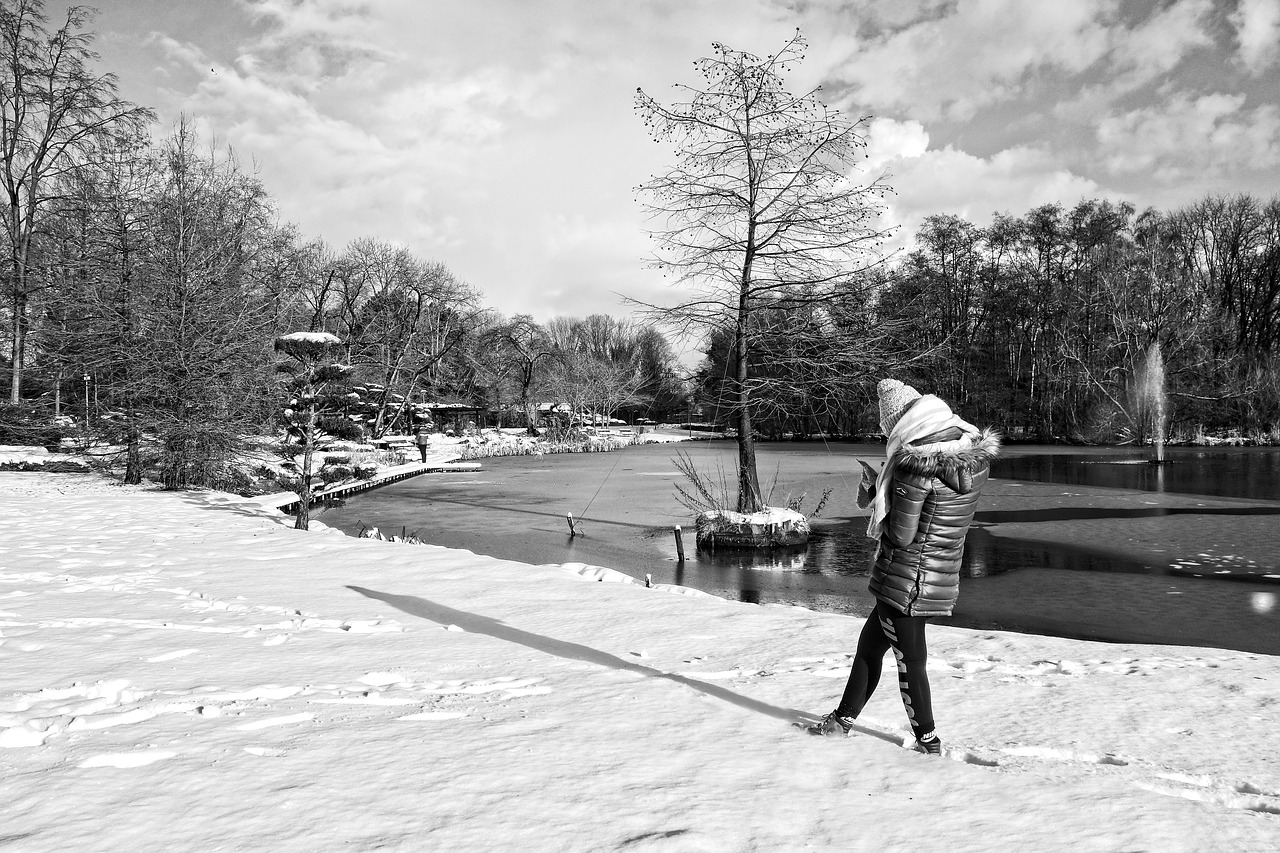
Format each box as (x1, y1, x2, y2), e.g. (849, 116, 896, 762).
(877, 378, 923, 435)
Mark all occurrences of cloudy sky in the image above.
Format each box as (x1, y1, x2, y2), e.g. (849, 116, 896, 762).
(58, 0, 1280, 333)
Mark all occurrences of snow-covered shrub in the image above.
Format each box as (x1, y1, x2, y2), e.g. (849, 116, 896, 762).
(320, 463, 355, 483)
(250, 464, 280, 481)
(212, 465, 259, 496)
(694, 507, 811, 549)
(356, 448, 407, 466)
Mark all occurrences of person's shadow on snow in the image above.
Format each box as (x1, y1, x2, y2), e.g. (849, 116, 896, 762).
(347, 585, 887, 737)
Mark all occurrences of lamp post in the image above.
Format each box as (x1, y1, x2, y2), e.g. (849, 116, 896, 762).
(82, 372, 91, 450)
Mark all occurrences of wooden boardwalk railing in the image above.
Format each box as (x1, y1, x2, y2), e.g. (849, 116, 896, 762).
(259, 452, 480, 514)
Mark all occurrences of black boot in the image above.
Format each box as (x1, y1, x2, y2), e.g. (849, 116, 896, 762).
(913, 730, 942, 755)
(808, 710, 856, 737)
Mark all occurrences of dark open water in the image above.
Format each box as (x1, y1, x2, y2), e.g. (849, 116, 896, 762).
(316, 441, 1280, 655)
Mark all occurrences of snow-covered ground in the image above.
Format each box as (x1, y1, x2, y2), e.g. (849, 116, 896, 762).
(2, 470, 1278, 852)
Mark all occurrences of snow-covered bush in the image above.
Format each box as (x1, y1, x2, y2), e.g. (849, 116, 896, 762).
(321, 463, 355, 483)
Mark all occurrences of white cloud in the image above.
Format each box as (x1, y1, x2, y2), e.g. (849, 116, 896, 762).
(828, 0, 1112, 120)
(865, 121, 1103, 250)
(233, 0, 395, 95)
(1096, 93, 1280, 180)
(1120, 0, 1214, 80)
(153, 29, 486, 261)
(865, 117, 930, 169)
(1230, 0, 1280, 74)
(1048, 0, 1214, 131)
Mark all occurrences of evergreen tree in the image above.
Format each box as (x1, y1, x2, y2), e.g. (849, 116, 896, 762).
(274, 331, 358, 530)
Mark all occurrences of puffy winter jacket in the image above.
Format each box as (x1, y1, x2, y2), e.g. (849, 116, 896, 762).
(869, 427, 1001, 617)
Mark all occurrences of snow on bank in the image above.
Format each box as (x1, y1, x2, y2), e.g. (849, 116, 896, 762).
(0, 445, 94, 472)
(1, 472, 1278, 852)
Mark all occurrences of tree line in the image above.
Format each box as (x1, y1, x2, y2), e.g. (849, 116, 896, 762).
(692, 194, 1280, 444)
(882, 196, 1280, 442)
(3, 7, 1278, 498)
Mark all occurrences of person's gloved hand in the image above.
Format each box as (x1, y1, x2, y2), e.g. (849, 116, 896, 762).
(856, 459, 879, 510)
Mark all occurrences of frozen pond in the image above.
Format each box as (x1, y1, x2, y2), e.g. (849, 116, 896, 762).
(316, 441, 1280, 655)
(995, 444, 1280, 499)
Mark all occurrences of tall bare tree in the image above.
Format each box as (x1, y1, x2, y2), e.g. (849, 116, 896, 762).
(635, 30, 890, 512)
(484, 313, 558, 431)
(1, 0, 152, 402)
(319, 238, 479, 436)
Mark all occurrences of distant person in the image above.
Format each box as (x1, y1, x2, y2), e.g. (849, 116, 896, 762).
(810, 379, 1000, 755)
(414, 426, 430, 463)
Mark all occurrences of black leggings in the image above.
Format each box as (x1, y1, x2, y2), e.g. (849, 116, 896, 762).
(836, 599, 935, 739)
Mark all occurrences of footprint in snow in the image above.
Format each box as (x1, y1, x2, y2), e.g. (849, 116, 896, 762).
(397, 710, 469, 722)
(984, 741, 1280, 815)
(80, 750, 177, 768)
(146, 648, 199, 662)
(1136, 774, 1280, 815)
(1001, 744, 1128, 766)
(234, 712, 314, 731)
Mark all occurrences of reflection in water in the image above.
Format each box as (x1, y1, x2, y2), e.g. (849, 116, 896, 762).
(678, 520, 1280, 655)
(689, 523, 1163, 581)
(992, 448, 1280, 499)
(688, 548, 809, 573)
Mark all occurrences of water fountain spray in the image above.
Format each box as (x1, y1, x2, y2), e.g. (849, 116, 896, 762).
(1138, 342, 1167, 464)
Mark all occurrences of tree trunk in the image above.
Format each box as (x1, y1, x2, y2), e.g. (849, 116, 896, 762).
(371, 387, 392, 438)
(522, 384, 539, 433)
(124, 421, 143, 485)
(8, 288, 25, 403)
(735, 261, 762, 513)
(295, 408, 317, 530)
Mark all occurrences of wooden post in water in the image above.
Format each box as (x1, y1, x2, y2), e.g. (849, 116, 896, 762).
(566, 513, 576, 537)
(674, 525, 685, 561)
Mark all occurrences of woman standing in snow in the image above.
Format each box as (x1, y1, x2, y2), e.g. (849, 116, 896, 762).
(811, 379, 1000, 755)
(414, 426, 431, 463)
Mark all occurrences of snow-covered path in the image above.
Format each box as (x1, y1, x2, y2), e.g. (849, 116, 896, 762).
(2, 472, 1277, 851)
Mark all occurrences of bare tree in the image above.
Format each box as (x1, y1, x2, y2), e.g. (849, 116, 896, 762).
(543, 350, 644, 431)
(485, 313, 558, 431)
(322, 238, 480, 436)
(1, 0, 152, 402)
(635, 30, 891, 512)
(1175, 194, 1280, 359)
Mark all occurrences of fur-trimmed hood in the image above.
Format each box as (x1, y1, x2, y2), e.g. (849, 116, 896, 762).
(894, 427, 1001, 494)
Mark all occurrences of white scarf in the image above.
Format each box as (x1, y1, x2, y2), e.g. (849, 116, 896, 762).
(865, 395, 978, 539)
